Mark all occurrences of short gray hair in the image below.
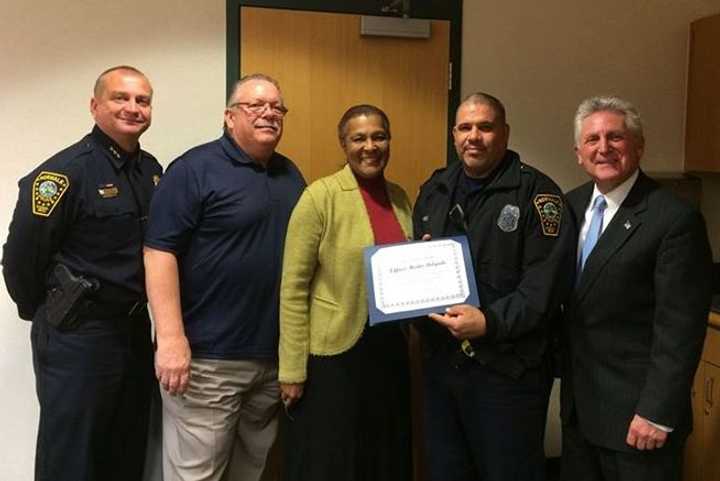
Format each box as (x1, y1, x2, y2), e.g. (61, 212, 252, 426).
(226, 73, 282, 107)
(94, 65, 151, 97)
(458, 92, 506, 125)
(574, 96, 643, 145)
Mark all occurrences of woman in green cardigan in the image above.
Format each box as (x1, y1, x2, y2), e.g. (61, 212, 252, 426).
(279, 105, 412, 481)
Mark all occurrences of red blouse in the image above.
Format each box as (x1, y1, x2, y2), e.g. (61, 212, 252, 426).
(356, 174, 406, 245)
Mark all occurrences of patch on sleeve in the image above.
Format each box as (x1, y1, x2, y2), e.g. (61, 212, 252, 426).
(533, 194, 562, 237)
(32, 171, 69, 217)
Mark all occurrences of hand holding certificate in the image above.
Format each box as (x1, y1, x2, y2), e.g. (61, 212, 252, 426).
(363, 236, 479, 326)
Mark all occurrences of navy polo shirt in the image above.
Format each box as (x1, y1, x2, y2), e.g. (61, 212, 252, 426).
(145, 133, 305, 359)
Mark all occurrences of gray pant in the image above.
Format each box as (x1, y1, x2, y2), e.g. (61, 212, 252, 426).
(161, 358, 280, 481)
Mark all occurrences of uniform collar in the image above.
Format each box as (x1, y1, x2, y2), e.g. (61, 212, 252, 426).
(91, 125, 140, 171)
(433, 149, 522, 194)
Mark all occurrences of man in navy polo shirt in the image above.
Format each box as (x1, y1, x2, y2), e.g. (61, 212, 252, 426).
(144, 73, 305, 481)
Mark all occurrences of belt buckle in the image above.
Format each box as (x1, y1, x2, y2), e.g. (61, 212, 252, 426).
(460, 339, 475, 358)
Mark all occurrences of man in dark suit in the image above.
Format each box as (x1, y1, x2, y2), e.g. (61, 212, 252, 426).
(560, 96, 713, 481)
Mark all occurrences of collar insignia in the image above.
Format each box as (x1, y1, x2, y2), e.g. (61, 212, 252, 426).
(108, 145, 121, 159)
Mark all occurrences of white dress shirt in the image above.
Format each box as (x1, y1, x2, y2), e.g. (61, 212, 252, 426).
(577, 169, 638, 256)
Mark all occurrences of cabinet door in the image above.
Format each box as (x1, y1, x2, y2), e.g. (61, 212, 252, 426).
(685, 13, 720, 172)
(683, 363, 704, 481)
(702, 363, 720, 481)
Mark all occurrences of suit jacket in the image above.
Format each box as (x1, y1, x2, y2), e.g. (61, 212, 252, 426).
(561, 170, 713, 452)
(278, 164, 413, 384)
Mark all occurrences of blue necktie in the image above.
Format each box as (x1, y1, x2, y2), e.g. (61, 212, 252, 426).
(579, 195, 607, 272)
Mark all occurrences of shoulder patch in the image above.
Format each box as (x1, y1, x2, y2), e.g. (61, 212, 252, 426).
(533, 194, 562, 237)
(32, 171, 69, 217)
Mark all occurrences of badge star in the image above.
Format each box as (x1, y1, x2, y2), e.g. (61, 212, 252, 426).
(624, 220, 632, 230)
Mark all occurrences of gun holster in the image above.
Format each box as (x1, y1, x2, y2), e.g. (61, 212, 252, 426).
(45, 265, 99, 331)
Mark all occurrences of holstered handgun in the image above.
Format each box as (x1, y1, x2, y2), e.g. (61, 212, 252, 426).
(45, 264, 99, 331)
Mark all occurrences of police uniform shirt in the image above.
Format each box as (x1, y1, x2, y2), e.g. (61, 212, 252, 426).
(413, 150, 575, 374)
(2, 126, 163, 319)
(144, 132, 306, 360)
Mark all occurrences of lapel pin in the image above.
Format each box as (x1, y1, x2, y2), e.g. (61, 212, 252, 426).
(624, 220, 632, 230)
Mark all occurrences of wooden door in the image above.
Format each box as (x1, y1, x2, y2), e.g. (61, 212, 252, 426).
(240, 6, 450, 197)
(241, 9, 449, 481)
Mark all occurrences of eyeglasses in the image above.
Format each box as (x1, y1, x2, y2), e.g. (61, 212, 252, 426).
(229, 101, 288, 117)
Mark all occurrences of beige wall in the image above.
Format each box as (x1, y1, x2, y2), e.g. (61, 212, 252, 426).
(460, 0, 720, 258)
(0, 1, 225, 479)
(1, 0, 719, 479)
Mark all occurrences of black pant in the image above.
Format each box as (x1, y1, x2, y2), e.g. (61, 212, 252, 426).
(31, 312, 155, 481)
(561, 422, 684, 481)
(423, 350, 552, 481)
(282, 324, 411, 481)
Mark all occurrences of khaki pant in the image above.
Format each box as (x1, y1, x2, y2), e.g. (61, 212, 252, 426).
(161, 358, 280, 481)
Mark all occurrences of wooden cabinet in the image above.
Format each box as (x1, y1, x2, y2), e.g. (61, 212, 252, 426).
(684, 322, 720, 481)
(684, 365, 704, 481)
(685, 13, 720, 172)
(702, 362, 720, 481)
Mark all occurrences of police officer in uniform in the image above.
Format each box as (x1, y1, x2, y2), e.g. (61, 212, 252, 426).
(413, 92, 575, 481)
(2, 65, 162, 481)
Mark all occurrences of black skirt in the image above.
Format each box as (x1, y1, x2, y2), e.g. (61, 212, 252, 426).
(282, 323, 411, 481)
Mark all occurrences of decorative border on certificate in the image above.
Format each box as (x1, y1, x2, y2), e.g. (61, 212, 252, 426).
(363, 236, 480, 326)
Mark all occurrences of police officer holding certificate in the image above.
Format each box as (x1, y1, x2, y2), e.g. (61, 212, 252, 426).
(413, 92, 574, 481)
(3, 65, 161, 481)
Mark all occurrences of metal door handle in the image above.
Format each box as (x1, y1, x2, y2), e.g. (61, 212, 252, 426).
(705, 377, 714, 415)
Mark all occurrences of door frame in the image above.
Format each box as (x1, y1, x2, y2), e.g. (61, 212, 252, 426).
(226, 0, 463, 164)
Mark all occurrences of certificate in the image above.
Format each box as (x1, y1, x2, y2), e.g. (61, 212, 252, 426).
(363, 236, 479, 326)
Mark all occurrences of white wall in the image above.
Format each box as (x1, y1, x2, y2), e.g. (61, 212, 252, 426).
(2, 0, 719, 478)
(0, 1, 225, 479)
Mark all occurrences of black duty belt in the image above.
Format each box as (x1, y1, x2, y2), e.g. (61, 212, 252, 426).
(79, 299, 148, 320)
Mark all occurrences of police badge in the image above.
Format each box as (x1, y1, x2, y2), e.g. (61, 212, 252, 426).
(497, 204, 520, 232)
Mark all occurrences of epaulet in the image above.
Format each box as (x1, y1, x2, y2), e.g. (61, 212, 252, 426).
(38, 138, 92, 172)
(518, 161, 535, 175)
(140, 148, 158, 162)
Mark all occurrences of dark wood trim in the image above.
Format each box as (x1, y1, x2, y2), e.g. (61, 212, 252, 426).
(227, 0, 462, 164)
